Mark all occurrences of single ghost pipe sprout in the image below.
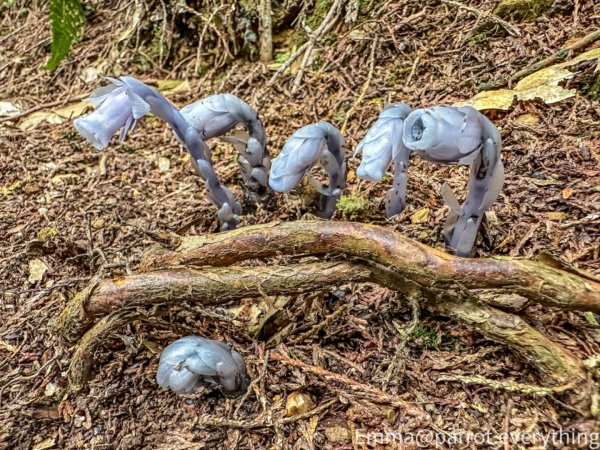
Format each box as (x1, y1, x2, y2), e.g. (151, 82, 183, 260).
(354, 103, 413, 217)
(73, 76, 241, 231)
(402, 105, 504, 256)
(179, 94, 270, 195)
(156, 336, 250, 397)
(269, 121, 346, 218)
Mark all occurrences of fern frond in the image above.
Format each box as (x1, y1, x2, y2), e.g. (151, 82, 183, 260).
(44, 0, 86, 70)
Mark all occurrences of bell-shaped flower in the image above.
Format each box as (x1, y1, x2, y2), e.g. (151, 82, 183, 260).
(269, 122, 345, 218)
(355, 103, 412, 182)
(355, 103, 413, 217)
(74, 77, 151, 150)
(402, 106, 484, 163)
(74, 76, 248, 232)
(156, 336, 250, 397)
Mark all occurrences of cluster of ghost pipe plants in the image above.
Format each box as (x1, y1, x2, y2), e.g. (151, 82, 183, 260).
(74, 77, 269, 231)
(355, 104, 504, 257)
(75, 76, 346, 227)
(75, 76, 503, 256)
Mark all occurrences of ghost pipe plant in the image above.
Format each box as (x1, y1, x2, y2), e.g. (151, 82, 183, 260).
(269, 121, 346, 218)
(156, 336, 249, 397)
(178, 94, 270, 198)
(402, 106, 504, 257)
(356, 104, 503, 257)
(354, 103, 413, 217)
(73, 76, 242, 231)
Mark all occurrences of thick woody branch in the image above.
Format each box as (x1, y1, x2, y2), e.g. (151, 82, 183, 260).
(140, 220, 600, 313)
(63, 261, 588, 392)
(52, 262, 372, 342)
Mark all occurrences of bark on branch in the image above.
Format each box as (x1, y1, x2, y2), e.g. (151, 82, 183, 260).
(139, 220, 600, 313)
(52, 262, 371, 342)
(62, 261, 588, 393)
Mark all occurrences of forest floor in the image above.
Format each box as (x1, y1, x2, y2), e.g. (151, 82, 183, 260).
(1, 0, 599, 448)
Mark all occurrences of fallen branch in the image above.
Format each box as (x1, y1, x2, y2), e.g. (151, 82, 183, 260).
(441, 0, 521, 37)
(52, 261, 371, 341)
(479, 28, 600, 91)
(434, 297, 587, 387)
(139, 221, 600, 313)
(63, 260, 588, 394)
(267, 0, 342, 91)
(271, 350, 428, 418)
(437, 374, 574, 396)
(291, 0, 342, 94)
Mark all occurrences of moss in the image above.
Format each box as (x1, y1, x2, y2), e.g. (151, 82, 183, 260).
(582, 73, 600, 99)
(307, 0, 334, 29)
(413, 326, 441, 350)
(337, 193, 368, 219)
(275, 52, 289, 63)
(493, 0, 553, 20)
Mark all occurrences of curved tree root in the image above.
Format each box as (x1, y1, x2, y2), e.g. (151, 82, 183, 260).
(139, 221, 600, 313)
(52, 262, 372, 342)
(64, 261, 589, 399)
(58, 220, 597, 410)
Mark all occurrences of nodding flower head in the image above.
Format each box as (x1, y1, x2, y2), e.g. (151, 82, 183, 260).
(355, 103, 412, 182)
(402, 106, 484, 163)
(156, 336, 250, 397)
(74, 77, 151, 150)
(269, 121, 345, 218)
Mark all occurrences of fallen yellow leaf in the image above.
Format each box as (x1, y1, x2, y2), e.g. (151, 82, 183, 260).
(562, 187, 574, 199)
(285, 391, 314, 417)
(410, 207, 430, 224)
(546, 211, 568, 221)
(28, 258, 48, 284)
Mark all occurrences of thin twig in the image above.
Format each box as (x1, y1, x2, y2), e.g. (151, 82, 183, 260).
(197, 399, 338, 430)
(441, 0, 521, 37)
(437, 374, 575, 396)
(0, 94, 88, 123)
(290, 0, 343, 94)
(272, 350, 427, 418)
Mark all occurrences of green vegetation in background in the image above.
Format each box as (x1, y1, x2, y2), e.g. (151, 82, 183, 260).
(44, 0, 86, 70)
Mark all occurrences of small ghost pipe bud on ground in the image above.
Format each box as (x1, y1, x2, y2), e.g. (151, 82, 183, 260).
(156, 336, 250, 397)
(73, 76, 241, 231)
(179, 94, 270, 197)
(403, 106, 504, 257)
(354, 103, 413, 217)
(269, 121, 346, 218)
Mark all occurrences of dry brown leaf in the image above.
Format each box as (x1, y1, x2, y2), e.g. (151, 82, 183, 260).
(546, 212, 568, 221)
(562, 188, 574, 199)
(28, 258, 48, 284)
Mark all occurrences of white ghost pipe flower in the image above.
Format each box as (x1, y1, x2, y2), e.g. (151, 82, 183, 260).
(156, 336, 250, 397)
(73, 76, 241, 231)
(73, 79, 150, 150)
(269, 121, 346, 218)
(354, 103, 413, 217)
(179, 94, 271, 197)
(402, 106, 485, 164)
(402, 106, 504, 257)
